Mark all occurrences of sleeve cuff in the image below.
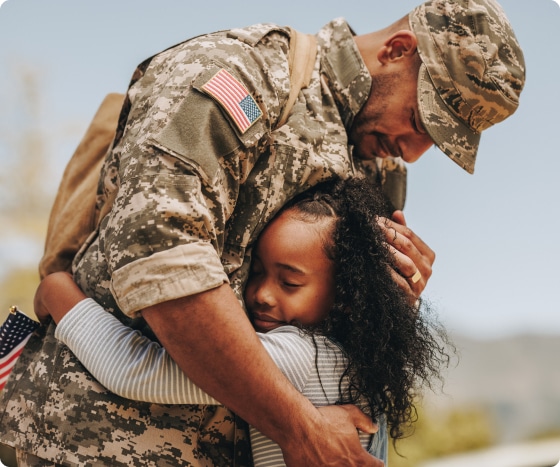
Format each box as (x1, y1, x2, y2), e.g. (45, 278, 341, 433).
(110, 242, 229, 317)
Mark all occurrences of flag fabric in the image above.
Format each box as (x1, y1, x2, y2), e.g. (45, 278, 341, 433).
(201, 68, 262, 134)
(0, 306, 39, 391)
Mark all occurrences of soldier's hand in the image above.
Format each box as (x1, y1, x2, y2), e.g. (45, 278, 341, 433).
(378, 210, 435, 299)
(281, 404, 384, 466)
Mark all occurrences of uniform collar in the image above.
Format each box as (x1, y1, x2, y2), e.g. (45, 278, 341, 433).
(317, 18, 371, 130)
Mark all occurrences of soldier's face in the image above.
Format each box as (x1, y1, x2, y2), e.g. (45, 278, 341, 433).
(349, 69, 433, 163)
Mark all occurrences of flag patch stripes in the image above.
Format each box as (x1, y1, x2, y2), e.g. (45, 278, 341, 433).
(201, 68, 262, 133)
(0, 306, 39, 391)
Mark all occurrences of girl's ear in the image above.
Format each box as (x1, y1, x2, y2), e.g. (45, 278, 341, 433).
(377, 30, 418, 65)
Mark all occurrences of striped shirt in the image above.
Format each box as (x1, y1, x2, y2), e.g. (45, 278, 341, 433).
(55, 299, 388, 466)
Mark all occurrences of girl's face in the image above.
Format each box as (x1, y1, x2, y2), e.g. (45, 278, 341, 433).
(244, 211, 336, 333)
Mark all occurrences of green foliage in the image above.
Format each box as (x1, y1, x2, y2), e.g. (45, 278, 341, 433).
(388, 404, 496, 467)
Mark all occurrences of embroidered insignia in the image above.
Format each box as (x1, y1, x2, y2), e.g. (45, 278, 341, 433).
(201, 68, 262, 133)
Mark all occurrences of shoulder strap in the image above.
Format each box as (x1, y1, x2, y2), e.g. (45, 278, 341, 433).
(276, 28, 317, 128)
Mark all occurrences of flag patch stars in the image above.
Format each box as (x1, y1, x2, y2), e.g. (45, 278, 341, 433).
(201, 68, 262, 134)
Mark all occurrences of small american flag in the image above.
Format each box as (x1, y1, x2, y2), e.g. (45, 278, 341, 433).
(0, 306, 39, 391)
(201, 68, 262, 133)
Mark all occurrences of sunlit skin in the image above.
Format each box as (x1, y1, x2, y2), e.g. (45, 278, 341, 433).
(350, 29, 434, 163)
(349, 70, 433, 162)
(244, 212, 336, 333)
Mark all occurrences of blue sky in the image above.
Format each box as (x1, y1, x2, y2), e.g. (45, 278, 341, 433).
(1, 0, 559, 339)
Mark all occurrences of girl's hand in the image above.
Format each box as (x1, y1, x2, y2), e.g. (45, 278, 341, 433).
(34, 272, 87, 324)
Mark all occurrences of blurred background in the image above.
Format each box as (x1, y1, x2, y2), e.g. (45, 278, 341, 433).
(1, 0, 559, 465)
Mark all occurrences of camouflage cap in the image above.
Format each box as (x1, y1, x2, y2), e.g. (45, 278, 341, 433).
(409, 0, 525, 174)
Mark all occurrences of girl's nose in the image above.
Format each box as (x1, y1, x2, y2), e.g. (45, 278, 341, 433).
(253, 282, 275, 307)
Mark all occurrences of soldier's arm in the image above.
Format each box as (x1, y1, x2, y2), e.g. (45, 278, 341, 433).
(142, 284, 382, 467)
(36, 271, 380, 466)
(36, 271, 379, 466)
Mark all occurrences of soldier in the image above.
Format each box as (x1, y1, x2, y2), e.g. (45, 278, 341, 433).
(33, 178, 453, 467)
(0, 0, 524, 466)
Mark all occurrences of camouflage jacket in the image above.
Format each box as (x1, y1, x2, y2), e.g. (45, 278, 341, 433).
(0, 18, 406, 466)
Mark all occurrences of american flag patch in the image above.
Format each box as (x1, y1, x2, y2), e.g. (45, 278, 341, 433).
(0, 306, 39, 391)
(201, 68, 262, 134)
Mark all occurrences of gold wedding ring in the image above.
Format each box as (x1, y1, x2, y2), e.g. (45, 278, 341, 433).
(410, 270, 422, 284)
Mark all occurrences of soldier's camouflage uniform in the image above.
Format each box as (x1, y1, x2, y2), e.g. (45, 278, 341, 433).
(0, 18, 405, 466)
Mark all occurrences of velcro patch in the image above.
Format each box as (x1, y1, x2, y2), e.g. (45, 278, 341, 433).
(201, 68, 262, 134)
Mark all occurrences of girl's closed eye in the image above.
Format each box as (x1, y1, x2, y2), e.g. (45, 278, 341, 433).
(282, 280, 303, 289)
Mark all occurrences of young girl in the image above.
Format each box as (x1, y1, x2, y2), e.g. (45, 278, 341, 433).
(35, 177, 450, 466)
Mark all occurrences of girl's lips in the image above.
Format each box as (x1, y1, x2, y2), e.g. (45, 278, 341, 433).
(252, 314, 285, 332)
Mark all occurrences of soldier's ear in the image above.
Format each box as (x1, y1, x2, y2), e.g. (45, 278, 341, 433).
(377, 30, 418, 64)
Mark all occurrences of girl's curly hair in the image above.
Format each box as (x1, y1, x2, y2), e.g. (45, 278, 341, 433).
(281, 177, 451, 442)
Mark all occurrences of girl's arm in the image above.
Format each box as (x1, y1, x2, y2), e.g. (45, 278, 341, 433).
(59, 299, 319, 467)
(55, 297, 218, 404)
(34, 271, 87, 324)
(35, 272, 313, 405)
(36, 272, 318, 467)
(35, 272, 217, 404)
